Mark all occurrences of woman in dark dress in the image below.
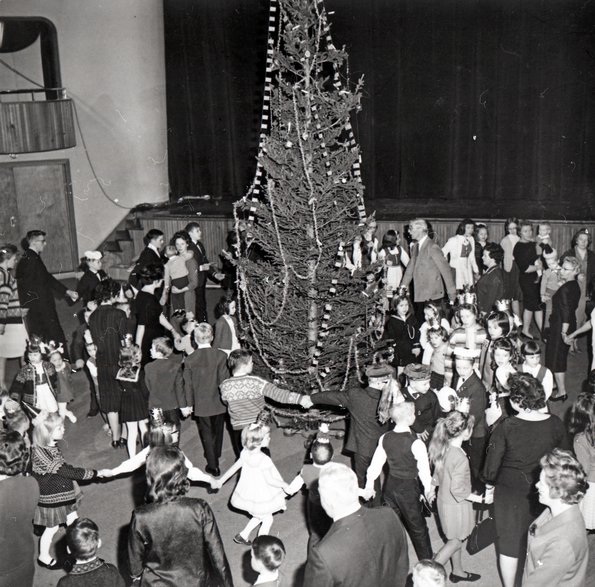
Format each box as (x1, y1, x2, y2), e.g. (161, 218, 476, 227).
(482, 373, 570, 587)
(134, 265, 179, 366)
(545, 256, 581, 401)
(513, 222, 543, 339)
(76, 250, 109, 307)
(88, 280, 131, 447)
(128, 446, 233, 586)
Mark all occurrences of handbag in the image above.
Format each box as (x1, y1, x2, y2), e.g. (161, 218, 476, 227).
(466, 508, 496, 555)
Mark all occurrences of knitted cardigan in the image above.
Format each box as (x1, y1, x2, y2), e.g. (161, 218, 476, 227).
(32, 446, 96, 508)
(0, 267, 24, 324)
(10, 362, 58, 408)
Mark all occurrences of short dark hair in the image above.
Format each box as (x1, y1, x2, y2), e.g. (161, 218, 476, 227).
(0, 243, 18, 263)
(0, 430, 29, 476)
(171, 231, 192, 247)
(508, 372, 546, 411)
(66, 518, 100, 561)
(483, 242, 504, 265)
(94, 279, 121, 303)
(571, 228, 592, 248)
(311, 440, 333, 465)
(23, 230, 46, 250)
(521, 340, 541, 356)
(138, 264, 164, 287)
(504, 217, 520, 234)
(486, 311, 512, 337)
(145, 446, 189, 503)
(228, 349, 252, 374)
(144, 229, 164, 246)
(215, 296, 234, 319)
(251, 535, 286, 571)
(456, 218, 475, 235)
(184, 222, 201, 232)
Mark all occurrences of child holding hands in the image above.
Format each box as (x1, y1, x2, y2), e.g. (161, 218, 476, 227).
(215, 422, 289, 546)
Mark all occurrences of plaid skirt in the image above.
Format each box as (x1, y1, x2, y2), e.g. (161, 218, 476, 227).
(34, 483, 82, 527)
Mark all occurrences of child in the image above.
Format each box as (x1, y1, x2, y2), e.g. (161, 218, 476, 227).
(10, 339, 59, 414)
(58, 518, 125, 587)
(401, 363, 441, 443)
(536, 222, 555, 259)
(540, 248, 561, 333)
(377, 229, 409, 298)
(420, 301, 450, 366)
(479, 311, 511, 390)
(76, 251, 108, 307)
(220, 350, 312, 456)
(520, 340, 553, 401)
(145, 337, 189, 430)
(4, 399, 31, 449)
(428, 411, 485, 583)
(485, 337, 518, 426)
(383, 294, 421, 375)
(285, 424, 334, 547)
(116, 345, 149, 457)
(47, 343, 77, 423)
(444, 302, 486, 387)
(412, 559, 447, 587)
(250, 535, 286, 587)
(213, 296, 242, 355)
(215, 422, 289, 546)
(428, 326, 449, 390)
(364, 401, 434, 560)
(568, 393, 595, 531)
(31, 411, 97, 568)
(174, 314, 198, 355)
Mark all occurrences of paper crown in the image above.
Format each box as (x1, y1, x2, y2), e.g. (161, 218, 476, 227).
(456, 285, 477, 306)
(453, 346, 480, 360)
(83, 250, 102, 260)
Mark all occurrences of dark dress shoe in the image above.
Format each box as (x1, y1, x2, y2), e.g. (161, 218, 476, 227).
(86, 409, 99, 418)
(449, 571, 481, 583)
(111, 440, 120, 449)
(233, 534, 252, 546)
(119, 438, 127, 447)
(549, 394, 568, 403)
(205, 466, 220, 477)
(37, 558, 61, 570)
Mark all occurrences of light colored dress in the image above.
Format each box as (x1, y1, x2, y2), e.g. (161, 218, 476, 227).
(231, 449, 287, 518)
(442, 235, 479, 290)
(435, 445, 474, 540)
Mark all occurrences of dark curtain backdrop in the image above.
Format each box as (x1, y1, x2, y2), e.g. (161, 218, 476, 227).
(164, 0, 595, 218)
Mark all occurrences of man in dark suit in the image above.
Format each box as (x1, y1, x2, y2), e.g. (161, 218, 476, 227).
(303, 463, 409, 587)
(184, 222, 224, 323)
(476, 242, 505, 316)
(401, 218, 456, 324)
(129, 229, 165, 288)
(16, 230, 79, 354)
(182, 322, 229, 476)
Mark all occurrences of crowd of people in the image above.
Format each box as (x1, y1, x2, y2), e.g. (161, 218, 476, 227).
(0, 217, 593, 587)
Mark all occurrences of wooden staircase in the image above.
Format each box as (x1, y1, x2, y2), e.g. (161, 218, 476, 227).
(99, 216, 146, 281)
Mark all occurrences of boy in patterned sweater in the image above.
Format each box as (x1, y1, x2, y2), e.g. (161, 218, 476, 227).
(220, 349, 313, 456)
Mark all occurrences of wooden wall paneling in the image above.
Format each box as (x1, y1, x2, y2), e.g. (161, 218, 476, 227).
(12, 160, 77, 273)
(0, 166, 21, 245)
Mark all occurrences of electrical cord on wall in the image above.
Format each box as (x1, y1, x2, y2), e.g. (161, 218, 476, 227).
(0, 57, 136, 210)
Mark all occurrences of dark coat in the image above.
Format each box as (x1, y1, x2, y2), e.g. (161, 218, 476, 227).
(76, 269, 109, 305)
(57, 559, 125, 587)
(128, 497, 233, 587)
(183, 346, 229, 416)
(129, 247, 164, 287)
(16, 248, 68, 345)
(476, 265, 505, 315)
(451, 371, 487, 438)
(303, 506, 409, 587)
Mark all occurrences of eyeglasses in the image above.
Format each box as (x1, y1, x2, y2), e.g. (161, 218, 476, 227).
(523, 353, 540, 357)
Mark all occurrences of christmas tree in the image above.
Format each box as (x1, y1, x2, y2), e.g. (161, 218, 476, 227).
(234, 0, 382, 403)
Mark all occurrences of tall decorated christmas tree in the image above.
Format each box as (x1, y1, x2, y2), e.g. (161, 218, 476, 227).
(234, 0, 382, 412)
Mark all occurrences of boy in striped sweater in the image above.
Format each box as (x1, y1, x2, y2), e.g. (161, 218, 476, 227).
(220, 349, 313, 456)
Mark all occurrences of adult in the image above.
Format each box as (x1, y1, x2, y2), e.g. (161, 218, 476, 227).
(310, 363, 393, 505)
(513, 222, 543, 339)
(545, 256, 581, 401)
(16, 230, 78, 354)
(523, 449, 588, 587)
(0, 244, 27, 391)
(88, 280, 131, 446)
(76, 250, 109, 307)
(442, 218, 479, 290)
(476, 242, 505, 316)
(134, 265, 179, 366)
(303, 463, 409, 587)
(565, 280, 595, 372)
(560, 228, 595, 328)
(401, 218, 456, 324)
(482, 373, 570, 587)
(165, 231, 198, 315)
(129, 229, 165, 289)
(213, 296, 241, 355)
(0, 430, 40, 587)
(184, 222, 224, 323)
(474, 222, 490, 276)
(500, 218, 522, 318)
(182, 323, 230, 477)
(128, 446, 233, 586)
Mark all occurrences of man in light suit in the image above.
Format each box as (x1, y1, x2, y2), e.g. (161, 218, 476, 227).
(401, 218, 456, 323)
(303, 463, 409, 587)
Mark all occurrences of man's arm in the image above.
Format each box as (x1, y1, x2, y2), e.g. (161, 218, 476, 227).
(429, 244, 456, 301)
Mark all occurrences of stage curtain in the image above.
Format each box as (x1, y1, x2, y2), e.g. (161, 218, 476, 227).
(164, 0, 595, 217)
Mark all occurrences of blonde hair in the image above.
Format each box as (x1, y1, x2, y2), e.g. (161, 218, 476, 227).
(428, 411, 474, 476)
(194, 322, 213, 344)
(241, 422, 270, 450)
(389, 401, 415, 425)
(32, 411, 64, 447)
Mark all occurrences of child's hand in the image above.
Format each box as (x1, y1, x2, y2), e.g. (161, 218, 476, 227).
(180, 407, 193, 418)
(485, 403, 502, 427)
(483, 491, 494, 505)
(417, 430, 430, 442)
(299, 395, 313, 409)
(412, 348, 421, 357)
(425, 487, 436, 504)
(210, 479, 222, 490)
(359, 487, 375, 501)
(97, 469, 114, 478)
(74, 359, 85, 370)
(282, 483, 291, 495)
